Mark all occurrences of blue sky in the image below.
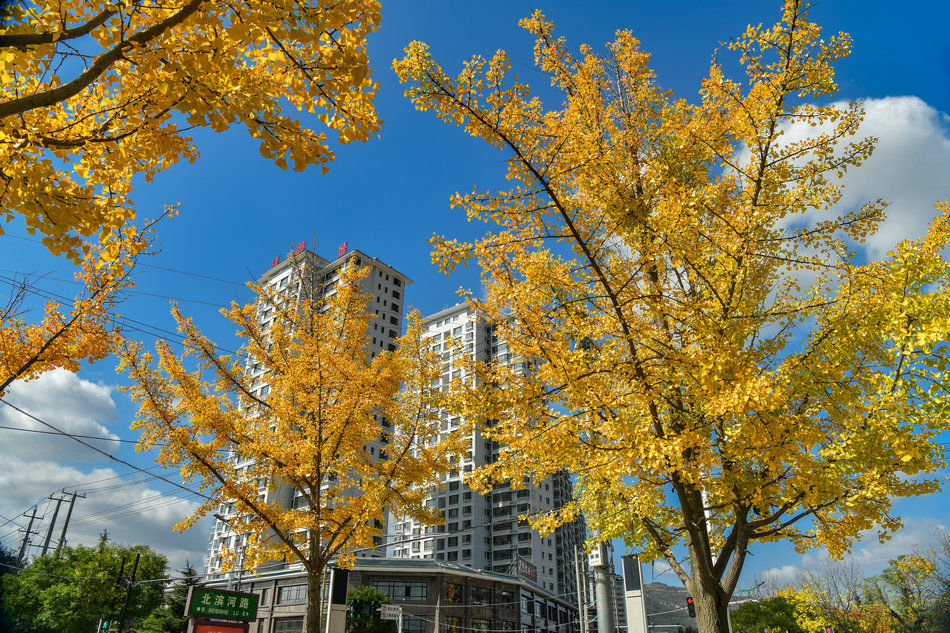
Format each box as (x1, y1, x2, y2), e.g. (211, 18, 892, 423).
(2, 0, 950, 591)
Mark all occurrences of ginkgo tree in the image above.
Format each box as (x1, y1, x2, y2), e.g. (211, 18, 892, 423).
(0, 224, 149, 397)
(394, 1, 950, 632)
(120, 259, 462, 633)
(1, 0, 380, 260)
(1, 0, 380, 397)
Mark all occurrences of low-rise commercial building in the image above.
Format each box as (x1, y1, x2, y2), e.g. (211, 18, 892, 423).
(208, 558, 581, 633)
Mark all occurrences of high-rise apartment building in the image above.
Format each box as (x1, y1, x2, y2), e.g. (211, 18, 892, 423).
(204, 243, 411, 579)
(386, 303, 587, 598)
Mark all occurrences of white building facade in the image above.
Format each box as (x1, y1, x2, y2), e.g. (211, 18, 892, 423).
(204, 243, 411, 580)
(386, 303, 587, 600)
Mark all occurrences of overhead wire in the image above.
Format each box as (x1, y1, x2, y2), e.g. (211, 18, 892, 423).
(0, 267, 230, 307)
(0, 398, 214, 502)
(2, 233, 247, 287)
(0, 274, 240, 354)
(0, 424, 136, 443)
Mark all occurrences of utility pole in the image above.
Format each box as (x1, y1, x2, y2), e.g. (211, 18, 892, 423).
(40, 494, 65, 557)
(16, 506, 38, 566)
(116, 552, 141, 633)
(54, 490, 84, 557)
(574, 544, 589, 633)
(591, 543, 617, 633)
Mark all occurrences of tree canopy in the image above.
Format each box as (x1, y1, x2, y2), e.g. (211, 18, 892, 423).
(1, 0, 380, 260)
(394, 0, 950, 631)
(120, 259, 462, 633)
(0, 0, 381, 399)
(0, 539, 166, 633)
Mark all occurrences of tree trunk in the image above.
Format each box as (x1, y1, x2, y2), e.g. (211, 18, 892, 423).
(306, 567, 323, 633)
(692, 588, 731, 633)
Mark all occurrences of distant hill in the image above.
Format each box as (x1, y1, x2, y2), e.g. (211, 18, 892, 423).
(644, 581, 693, 631)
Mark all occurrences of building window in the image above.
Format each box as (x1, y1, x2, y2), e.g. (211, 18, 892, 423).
(471, 587, 492, 605)
(403, 615, 425, 633)
(371, 580, 427, 602)
(273, 617, 304, 633)
(445, 583, 464, 603)
(471, 619, 490, 633)
(277, 585, 307, 604)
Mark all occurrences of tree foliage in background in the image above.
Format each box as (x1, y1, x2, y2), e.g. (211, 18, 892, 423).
(394, 1, 950, 632)
(730, 593, 805, 633)
(864, 555, 945, 633)
(0, 538, 166, 633)
(346, 585, 395, 633)
(0, 544, 18, 633)
(120, 261, 462, 633)
(733, 537, 950, 633)
(136, 561, 200, 633)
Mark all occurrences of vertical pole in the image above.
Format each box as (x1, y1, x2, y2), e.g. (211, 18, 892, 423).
(574, 545, 588, 633)
(103, 556, 128, 633)
(40, 495, 63, 557)
(17, 506, 37, 566)
(593, 551, 617, 633)
(116, 552, 141, 633)
(55, 491, 82, 557)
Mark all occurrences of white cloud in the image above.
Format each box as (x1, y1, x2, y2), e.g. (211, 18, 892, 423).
(760, 564, 799, 586)
(0, 368, 121, 461)
(0, 369, 209, 572)
(834, 97, 950, 257)
(755, 516, 948, 589)
(776, 96, 950, 259)
(0, 456, 209, 572)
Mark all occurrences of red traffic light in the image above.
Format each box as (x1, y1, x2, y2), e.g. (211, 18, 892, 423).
(686, 597, 694, 605)
(686, 596, 695, 618)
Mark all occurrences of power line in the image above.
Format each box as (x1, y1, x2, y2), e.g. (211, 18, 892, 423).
(0, 424, 136, 443)
(0, 398, 214, 502)
(0, 512, 26, 532)
(0, 274, 239, 354)
(2, 234, 246, 286)
(67, 486, 202, 528)
(0, 267, 230, 307)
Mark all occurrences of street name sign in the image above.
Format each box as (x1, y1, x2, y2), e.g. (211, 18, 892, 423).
(185, 587, 258, 621)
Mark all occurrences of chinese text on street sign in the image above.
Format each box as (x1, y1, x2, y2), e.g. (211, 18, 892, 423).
(186, 587, 258, 621)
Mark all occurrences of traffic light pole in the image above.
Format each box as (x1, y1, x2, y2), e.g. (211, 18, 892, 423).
(116, 552, 141, 633)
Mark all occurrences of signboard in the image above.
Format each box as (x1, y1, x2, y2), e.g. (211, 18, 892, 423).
(380, 604, 402, 621)
(514, 556, 537, 582)
(185, 587, 258, 621)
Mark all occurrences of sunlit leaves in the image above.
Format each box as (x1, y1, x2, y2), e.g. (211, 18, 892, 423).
(0, 0, 381, 261)
(119, 263, 461, 576)
(395, 0, 950, 625)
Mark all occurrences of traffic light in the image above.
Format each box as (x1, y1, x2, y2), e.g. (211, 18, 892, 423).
(100, 620, 110, 633)
(686, 596, 695, 618)
(348, 599, 366, 620)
